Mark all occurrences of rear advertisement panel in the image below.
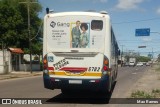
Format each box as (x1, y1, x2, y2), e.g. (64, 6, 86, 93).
(46, 15, 105, 50)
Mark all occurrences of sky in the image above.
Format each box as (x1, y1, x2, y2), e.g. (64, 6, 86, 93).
(38, 0, 160, 58)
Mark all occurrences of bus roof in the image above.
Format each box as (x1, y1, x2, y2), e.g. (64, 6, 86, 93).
(44, 11, 109, 18)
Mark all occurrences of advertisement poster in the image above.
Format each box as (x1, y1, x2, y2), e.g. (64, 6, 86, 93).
(71, 21, 90, 48)
(47, 16, 104, 49)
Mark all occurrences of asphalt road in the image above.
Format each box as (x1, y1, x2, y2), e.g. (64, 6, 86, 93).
(0, 66, 151, 107)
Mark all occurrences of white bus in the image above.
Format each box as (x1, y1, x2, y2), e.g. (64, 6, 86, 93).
(43, 9, 120, 94)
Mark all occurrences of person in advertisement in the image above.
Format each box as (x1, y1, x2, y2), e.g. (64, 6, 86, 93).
(71, 20, 81, 48)
(79, 23, 89, 48)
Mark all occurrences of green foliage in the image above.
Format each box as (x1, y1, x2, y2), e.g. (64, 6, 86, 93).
(131, 90, 153, 98)
(136, 56, 151, 62)
(155, 62, 160, 72)
(152, 89, 160, 93)
(152, 89, 160, 98)
(31, 42, 42, 54)
(0, 0, 42, 54)
(124, 55, 151, 62)
(131, 89, 160, 98)
(157, 54, 160, 62)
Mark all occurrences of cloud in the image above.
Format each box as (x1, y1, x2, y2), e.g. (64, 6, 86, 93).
(92, 0, 108, 3)
(156, 7, 160, 15)
(66, 0, 108, 3)
(99, 0, 108, 3)
(115, 0, 144, 11)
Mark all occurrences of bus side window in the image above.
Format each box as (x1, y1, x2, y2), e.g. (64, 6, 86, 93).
(91, 20, 103, 31)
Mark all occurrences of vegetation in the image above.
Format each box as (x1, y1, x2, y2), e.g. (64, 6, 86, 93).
(136, 56, 151, 62)
(131, 90, 153, 98)
(157, 54, 160, 62)
(0, 0, 42, 54)
(155, 62, 160, 72)
(131, 89, 160, 98)
(124, 55, 151, 62)
(152, 89, 160, 98)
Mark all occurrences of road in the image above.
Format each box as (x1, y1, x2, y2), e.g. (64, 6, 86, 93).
(0, 66, 151, 107)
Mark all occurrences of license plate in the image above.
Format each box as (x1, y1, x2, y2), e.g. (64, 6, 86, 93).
(69, 80, 82, 84)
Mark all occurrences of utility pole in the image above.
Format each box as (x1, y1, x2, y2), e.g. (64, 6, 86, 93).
(152, 48, 154, 59)
(120, 45, 124, 67)
(20, 0, 37, 73)
(152, 47, 154, 67)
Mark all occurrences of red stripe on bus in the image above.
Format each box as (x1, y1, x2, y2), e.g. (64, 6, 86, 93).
(60, 67, 87, 72)
(48, 67, 54, 70)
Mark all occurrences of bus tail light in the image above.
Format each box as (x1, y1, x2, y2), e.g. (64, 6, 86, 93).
(103, 66, 108, 71)
(43, 55, 48, 69)
(104, 59, 109, 65)
(43, 55, 48, 74)
(103, 57, 109, 75)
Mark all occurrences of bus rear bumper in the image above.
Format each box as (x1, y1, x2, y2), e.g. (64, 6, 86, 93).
(43, 74, 110, 91)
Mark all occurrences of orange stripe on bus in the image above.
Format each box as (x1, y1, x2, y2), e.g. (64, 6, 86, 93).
(49, 71, 101, 76)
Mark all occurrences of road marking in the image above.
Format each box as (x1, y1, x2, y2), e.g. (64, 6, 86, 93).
(132, 72, 137, 75)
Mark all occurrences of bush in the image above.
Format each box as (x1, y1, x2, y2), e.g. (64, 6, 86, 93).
(131, 90, 153, 98)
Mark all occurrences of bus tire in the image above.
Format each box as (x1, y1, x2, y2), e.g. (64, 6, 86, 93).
(102, 78, 112, 95)
(114, 70, 118, 81)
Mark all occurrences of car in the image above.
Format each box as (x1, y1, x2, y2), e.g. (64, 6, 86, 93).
(124, 62, 129, 66)
(146, 62, 150, 66)
(129, 62, 135, 67)
(136, 62, 143, 66)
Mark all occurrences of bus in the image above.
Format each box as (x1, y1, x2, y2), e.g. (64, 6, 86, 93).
(43, 9, 120, 94)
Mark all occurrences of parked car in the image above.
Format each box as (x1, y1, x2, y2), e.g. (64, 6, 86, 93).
(136, 62, 143, 66)
(129, 58, 136, 67)
(124, 62, 129, 66)
(146, 62, 150, 66)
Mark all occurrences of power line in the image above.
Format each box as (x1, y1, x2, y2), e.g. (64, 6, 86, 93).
(31, 21, 43, 41)
(117, 39, 160, 44)
(118, 40, 140, 41)
(112, 17, 160, 24)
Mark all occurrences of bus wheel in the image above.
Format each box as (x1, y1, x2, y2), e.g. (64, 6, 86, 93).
(101, 80, 112, 95)
(101, 89, 111, 97)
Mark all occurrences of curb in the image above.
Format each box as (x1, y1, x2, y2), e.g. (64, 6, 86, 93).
(0, 71, 43, 80)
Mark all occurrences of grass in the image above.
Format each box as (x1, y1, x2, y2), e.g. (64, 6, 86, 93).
(155, 63, 160, 72)
(155, 64, 160, 80)
(155, 67, 160, 72)
(131, 90, 153, 98)
(131, 89, 160, 98)
(152, 89, 160, 98)
(152, 89, 160, 93)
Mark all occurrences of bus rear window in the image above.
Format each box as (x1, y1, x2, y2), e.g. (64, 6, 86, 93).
(91, 20, 103, 31)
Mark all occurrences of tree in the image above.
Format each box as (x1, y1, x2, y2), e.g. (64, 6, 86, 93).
(0, 0, 42, 54)
(136, 56, 151, 62)
(0, 0, 23, 47)
(157, 54, 160, 62)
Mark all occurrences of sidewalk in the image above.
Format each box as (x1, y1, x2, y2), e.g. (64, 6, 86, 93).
(0, 71, 43, 80)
